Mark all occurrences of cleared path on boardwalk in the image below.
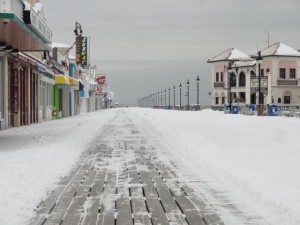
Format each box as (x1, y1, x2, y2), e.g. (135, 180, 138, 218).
(29, 110, 223, 225)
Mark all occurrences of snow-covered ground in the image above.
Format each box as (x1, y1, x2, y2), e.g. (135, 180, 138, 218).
(0, 108, 300, 225)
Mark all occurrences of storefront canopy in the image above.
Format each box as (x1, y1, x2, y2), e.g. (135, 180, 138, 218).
(0, 13, 51, 51)
(55, 75, 70, 85)
(69, 77, 79, 87)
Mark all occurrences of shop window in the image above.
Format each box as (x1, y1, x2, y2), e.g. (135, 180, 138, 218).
(280, 68, 286, 79)
(284, 96, 290, 104)
(290, 68, 296, 79)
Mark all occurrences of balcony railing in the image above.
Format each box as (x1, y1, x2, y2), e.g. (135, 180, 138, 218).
(214, 82, 224, 88)
(277, 79, 298, 86)
(0, 0, 24, 21)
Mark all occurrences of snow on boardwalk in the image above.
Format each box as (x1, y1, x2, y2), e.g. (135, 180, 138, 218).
(29, 111, 222, 225)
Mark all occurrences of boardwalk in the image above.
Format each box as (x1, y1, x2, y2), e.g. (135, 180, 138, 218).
(28, 113, 224, 225)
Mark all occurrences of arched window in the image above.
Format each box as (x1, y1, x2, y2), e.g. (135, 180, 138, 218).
(250, 70, 256, 77)
(239, 72, 246, 87)
(278, 98, 281, 103)
(230, 72, 236, 87)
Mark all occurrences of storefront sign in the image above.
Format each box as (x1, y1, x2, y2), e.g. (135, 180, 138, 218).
(80, 37, 88, 66)
(16, 53, 37, 66)
(13, 69, 19, 113)
(76, 36, 81, 65)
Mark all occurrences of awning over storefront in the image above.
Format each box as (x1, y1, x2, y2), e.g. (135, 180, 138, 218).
(0, 12, 51, 51)
(69, 77, 79, 86)
(55, 75, 70, 85)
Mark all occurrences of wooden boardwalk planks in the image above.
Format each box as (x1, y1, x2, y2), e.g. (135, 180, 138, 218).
(29, 122, 225, 225)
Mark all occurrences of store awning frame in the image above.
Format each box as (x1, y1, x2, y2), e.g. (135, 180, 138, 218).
(55, 75, 70, 85)
(0, 12, 51, 51)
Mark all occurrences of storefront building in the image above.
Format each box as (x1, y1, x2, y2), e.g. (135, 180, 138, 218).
(0, 0, 52, 129)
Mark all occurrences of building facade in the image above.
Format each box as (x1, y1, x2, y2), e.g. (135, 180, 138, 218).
(208, 42, 300, 109)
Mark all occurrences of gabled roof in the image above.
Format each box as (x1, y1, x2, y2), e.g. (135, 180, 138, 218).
(260, 42, 300, 57)
(207, 48, 252, 63)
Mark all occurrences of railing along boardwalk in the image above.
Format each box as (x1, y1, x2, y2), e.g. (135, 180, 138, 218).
(29, 122, 224, 225)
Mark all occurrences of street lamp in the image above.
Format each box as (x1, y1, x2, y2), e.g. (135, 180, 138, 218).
(164, 89, 167, 107)
(196, 75, 200, 110)
(173, 85, 176, 108)
(227, 62, 233, 114)
(157, 92, 159, 108)
(149, 94, 151, 108)
(186, 79, 190, 109)
(161, 91, 163, 108)
(256, 51, 264, 116)
(168, 87, 171, 109)
(179, 83, 182, 110)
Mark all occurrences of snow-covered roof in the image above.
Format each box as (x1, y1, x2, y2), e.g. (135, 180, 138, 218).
(259, 42, 300, 57)
(207, 48, 252, 63)
(52, 43, 71, 49)
(234, 60, 256, 68)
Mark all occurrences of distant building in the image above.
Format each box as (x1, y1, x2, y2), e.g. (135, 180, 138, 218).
(207, 42, 300, 108)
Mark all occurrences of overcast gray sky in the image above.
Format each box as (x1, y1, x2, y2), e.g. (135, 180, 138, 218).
(42, 0, 300, 105)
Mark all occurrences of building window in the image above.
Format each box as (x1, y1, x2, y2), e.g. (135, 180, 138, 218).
(215, 97, 219, 105)
(250, 70, 256, 77)
(284, 96, 290, 104)
(222, 97, 225, 104)
(239, 72, 246, 87)
(266, 68, 270, 73)
(230, 73, 236, 87)
(290, 68, 296, 79)
(261, 69, 264, 76)
(220, 72, 223, 82)
(278, 98, 281, 103)
(216, 72, 219, 82)
(280, 68, 286, 79)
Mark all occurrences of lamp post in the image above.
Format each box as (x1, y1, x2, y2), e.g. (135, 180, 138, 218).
(168, 87, 171, 109)
(149, 94, 151, 108)
(227, 62, 233, 114)
(179, 83, 182, 110)
(160, 91, 163, 108)
(164, 89, 167, 107)
(256, 51, 264, 116)
(173, 85, 176, 108)
(196, 75, 200, 110)
(157, 92, 159, 108)
(186, 79, 190, 109)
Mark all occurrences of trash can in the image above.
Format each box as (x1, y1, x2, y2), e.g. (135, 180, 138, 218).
(268, 104, 278, 116)
(247, 104, 255, 115)
(232, 104, 239, 114)
(224, 104, 230, 114)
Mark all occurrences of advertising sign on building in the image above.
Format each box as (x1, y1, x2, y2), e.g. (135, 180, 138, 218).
(80, 37, 88, 66)
(75, 36, 88, 66)
(13, 69, 19, 114)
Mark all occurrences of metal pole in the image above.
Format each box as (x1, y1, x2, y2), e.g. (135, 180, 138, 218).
(179, 84, 182, 110)
(168, 88, 170, 108)
(164, 90, 166, 107)
(173, 86, 175, 108)
(229, 73, 232, 114)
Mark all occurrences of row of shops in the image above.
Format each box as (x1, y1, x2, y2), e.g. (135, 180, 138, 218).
(0, 0, 111, 130)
